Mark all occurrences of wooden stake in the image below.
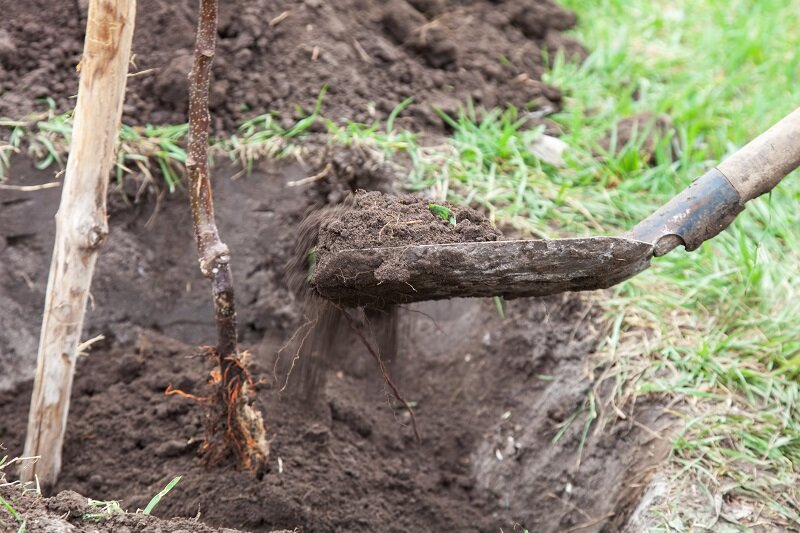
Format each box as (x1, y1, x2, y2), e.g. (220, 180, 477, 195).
(21, 0, 136, 488)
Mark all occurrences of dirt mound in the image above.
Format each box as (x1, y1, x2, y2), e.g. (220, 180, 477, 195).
(0, 0, 671, 528)
(0, 301, 668, 533)
(0, 0, 584, 131)
(0, 484, 250, 532)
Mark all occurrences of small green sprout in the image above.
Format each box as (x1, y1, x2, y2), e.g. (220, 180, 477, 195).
(79, 476, 181, 522)
(0, 495, 22, 524)
(82, 499, 123, 521)
(428, 203, 456, 226)
(142, 476, 181, 515)
(493, 296, 505, 319)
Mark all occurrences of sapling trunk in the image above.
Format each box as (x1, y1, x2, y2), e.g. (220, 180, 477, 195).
(186, 0, 268, 471)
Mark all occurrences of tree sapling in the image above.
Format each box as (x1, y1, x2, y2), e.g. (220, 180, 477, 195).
(184, 0, 269, 471)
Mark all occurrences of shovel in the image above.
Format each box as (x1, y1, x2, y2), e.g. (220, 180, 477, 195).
(313, 107, 800, 307)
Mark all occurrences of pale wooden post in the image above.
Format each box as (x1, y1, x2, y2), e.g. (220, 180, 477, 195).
(21, 0, 136, 487)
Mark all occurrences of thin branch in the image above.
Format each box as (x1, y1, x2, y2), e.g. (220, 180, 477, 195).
(339, 305, 421, 442)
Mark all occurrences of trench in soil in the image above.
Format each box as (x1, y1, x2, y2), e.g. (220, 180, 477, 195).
(0, 155, 670, 533)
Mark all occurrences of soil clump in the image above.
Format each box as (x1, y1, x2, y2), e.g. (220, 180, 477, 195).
(0, 0, 584, 132)
(305, 190, 503, 306)
(316, 190, 502, 254)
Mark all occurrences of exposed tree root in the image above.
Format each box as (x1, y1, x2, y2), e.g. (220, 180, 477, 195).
(166, 348, 269, 472)
(339, 305, 421, 442)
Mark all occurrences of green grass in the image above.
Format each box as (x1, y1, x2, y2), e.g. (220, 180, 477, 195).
(0, 493, 25, 533)
(0, 456, 27, 532)
(551, 0, 800, 527)
(0, 454, 180, 527)
(0, 104, 313, 190)
(81, 475, 180, 520)
(141, 475, 181, 515)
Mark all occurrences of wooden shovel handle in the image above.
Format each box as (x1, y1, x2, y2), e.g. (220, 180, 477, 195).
(717, 106, 800, 201)
(630, 106, 800, 256)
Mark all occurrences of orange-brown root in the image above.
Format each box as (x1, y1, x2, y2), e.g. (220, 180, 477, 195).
(199, 349, 269, 473)
(165, 384, 208, 404)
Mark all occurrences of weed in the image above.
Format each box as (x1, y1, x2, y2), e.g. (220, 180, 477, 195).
(0, 94, 325, 188)
(0, 456, 27, 532)
(81, 499, 124, 521)
(427, 203, 456, 225)
(0, 100, 69, 178)
(81, 476, 181, 521)
(0, 501, 25, 532)
(142, 476, 181, 515)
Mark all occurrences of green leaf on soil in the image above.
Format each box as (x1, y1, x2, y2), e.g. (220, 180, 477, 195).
(428, 203, 456, 225)
(142, 476, 181, 515)
(0, 495, 22, 522)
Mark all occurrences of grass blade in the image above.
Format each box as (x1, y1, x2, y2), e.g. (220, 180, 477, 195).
(142, 476, 181, 515)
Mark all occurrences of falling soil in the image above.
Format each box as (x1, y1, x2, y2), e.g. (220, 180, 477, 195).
(0, 155, 672, 532)
(0, 0, 584, 132)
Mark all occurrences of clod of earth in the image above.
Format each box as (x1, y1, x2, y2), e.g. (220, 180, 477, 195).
(308, 190, 502, 303)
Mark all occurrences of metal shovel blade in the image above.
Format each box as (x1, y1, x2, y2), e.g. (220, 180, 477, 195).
(313, 236, 655, 307)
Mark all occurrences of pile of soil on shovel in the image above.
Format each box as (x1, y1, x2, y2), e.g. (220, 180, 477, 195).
(0, 0, 584, 132)
(0, 155, 671, 532)
(306, 190, 503, 304)
(315, 190, 502, 254)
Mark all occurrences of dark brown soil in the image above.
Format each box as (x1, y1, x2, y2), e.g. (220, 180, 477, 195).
(0, 484, 247, 532)
(0, 155, 670, 532)
(0, 0, 584, 132)
(306, 190, 502, 305)
(316, 190, 502, 254)
(0, 1, 671, 530)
